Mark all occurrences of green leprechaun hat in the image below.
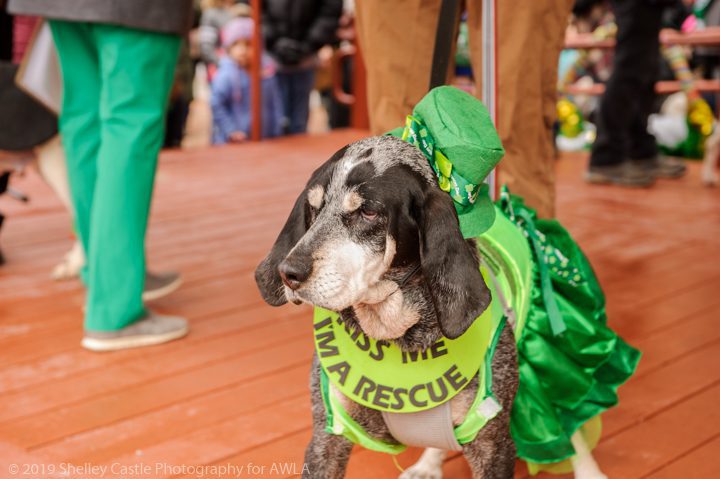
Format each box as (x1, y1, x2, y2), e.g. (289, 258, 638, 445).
(389, 86, 505, 238)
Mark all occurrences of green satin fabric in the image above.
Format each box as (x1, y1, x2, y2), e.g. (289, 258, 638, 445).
(500, 192, 642, 464)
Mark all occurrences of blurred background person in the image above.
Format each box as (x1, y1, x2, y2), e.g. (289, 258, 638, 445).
(262, 0, 343, 135)
(211, 17, 283, 144)
(584, 0, 687, 186)
(165, 39, 197, 148)
(317, 0, 355, 130)
(198, 0, 251, 80)
(7, 0, 193, 351)
(355, 0, 574, 219)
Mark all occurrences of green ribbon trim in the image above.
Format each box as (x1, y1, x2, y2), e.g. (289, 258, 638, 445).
(320, 367, 406, 454)
(402, 115, 480, 206)
(500, 187, 566, 337)
(454, 315, 507, 444)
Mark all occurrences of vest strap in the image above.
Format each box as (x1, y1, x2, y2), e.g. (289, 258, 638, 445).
(382, 402, 463, 451)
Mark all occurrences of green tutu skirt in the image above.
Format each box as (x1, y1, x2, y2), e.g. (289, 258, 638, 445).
(495, 191, 641, 473)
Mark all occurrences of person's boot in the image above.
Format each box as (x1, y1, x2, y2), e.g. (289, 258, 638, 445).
(585, 161, 656, 187)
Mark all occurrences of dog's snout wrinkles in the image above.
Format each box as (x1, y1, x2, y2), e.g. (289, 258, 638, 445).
(278, 258, 311, 290)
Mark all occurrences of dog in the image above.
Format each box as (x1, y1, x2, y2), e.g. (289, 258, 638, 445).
(255, 136, 607, 479)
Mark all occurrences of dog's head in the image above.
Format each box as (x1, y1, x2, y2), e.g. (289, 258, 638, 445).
(255, 136, 491, 340)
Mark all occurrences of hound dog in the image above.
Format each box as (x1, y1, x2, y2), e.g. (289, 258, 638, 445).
(255, 136, 606, 479)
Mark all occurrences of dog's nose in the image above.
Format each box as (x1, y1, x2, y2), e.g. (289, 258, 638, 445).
(278, 259, 311, 290)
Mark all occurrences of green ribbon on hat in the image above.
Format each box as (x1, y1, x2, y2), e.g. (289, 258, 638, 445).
(388, 86, 505, 238)
(402, 115, 481, 207)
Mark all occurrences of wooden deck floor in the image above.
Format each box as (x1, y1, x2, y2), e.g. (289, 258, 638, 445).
(1, 130, 718, 479)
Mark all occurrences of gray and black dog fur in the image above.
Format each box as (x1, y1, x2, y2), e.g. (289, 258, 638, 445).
(255, 136, 519, 479)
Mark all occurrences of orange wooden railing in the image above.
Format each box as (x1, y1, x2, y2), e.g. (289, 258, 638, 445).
(564, 27, 720, 96)
(250, 0, 262, 141)
(565, 26, 720, 50)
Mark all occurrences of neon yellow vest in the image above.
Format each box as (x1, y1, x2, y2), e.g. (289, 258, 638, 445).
(313, 207, 532, 453)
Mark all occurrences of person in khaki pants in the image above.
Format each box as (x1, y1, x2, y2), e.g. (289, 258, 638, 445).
(354, 0, 573, 219)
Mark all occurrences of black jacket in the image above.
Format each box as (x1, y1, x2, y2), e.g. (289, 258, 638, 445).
(262, 0, 342, 65)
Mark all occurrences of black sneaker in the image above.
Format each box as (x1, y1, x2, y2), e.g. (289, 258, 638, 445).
(631, 155, 687, 179)
(585, 162, 656, 187)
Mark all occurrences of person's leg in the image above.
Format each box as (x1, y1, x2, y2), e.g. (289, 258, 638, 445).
(354, 0, 442, 134)
(328, 56, 352, 128)
(47, 21, 101, 271)
(276, 70, 292, 134)
(591, 0, 661, 167)
(34, 135, 86, 280)
(287, 68, 316, 134)
(627, 27, 660, 163)
(85, 24, 180, 331)
(35, 135, 73, 212)
(467, 0, 573, 218)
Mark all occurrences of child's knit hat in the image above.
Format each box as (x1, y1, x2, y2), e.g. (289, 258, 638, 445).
(222, 17, 254, 48)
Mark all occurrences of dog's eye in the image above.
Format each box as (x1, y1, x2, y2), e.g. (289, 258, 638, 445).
(360, 206, 378, 221)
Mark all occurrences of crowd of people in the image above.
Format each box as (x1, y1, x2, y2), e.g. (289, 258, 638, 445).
(201, 0, 344, 144)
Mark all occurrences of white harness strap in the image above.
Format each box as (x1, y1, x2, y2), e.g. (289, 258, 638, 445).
(380, 259, 514, 451)
(382, 401, 463, 452)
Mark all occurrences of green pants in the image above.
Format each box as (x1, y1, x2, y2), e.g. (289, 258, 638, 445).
(49, 21, 180, 331)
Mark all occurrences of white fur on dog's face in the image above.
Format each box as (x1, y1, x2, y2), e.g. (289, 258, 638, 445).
(257, 135, 492, 342)
(280, 138, 435, 336)
(286, 232, 393, 311)
(283, 191, 397, 311)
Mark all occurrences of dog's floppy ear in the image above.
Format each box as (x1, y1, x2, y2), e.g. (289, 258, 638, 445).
(254, 191, 309, 305)
(418, 188, 491, 338)
(254, 146, 345, 306)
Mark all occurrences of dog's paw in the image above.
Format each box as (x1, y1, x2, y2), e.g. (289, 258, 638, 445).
(399, 463, 443, 479)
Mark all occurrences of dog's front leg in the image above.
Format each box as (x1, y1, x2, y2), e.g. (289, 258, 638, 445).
(462, 418, 516, 479)
(303, 358, 353, 479)
(462, 326, 518, 479)
(399, 448, 446, 479)
(303, 428, 353, 479)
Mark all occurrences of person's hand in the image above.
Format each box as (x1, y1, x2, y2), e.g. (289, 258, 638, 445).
(336, 14, 355, 41)
(229, 131, 247, 143)
(273, 37, 311, 65)
(317, 45, 333, 68)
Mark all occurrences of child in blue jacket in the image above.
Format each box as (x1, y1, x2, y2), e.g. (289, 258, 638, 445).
(211, 17, 283, 144)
